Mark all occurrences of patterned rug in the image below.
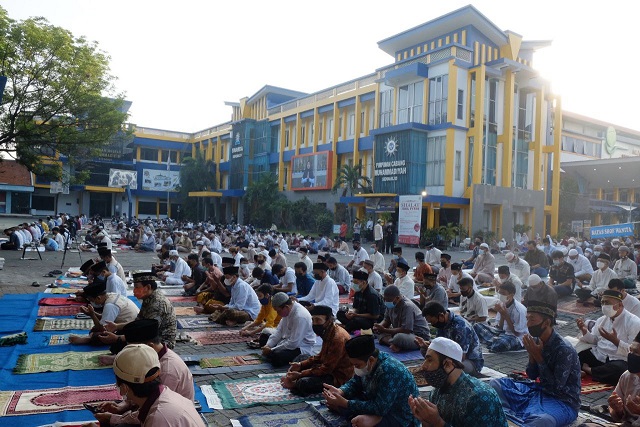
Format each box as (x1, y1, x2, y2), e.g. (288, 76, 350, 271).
(38, 298, 85, 306)
(188, 330, 251, 345)
(212, 377, 321, 409)
(167, 296, 197, 303)
(581, 376, 614, 395)
(47, 287, 78, 294)
(177, 317, 223, 329)
(338, 296, 352, 305)
(37, 306, 83, 317)
(238, 404, 347, 426)
(33, 318, 93, 331)
(14, 350, 112, 374)
(200, 353, 262, 368)
(44, 334, 73, 346)
(408, 365, 427, 386)
(0, 384, 120, 416)
(160, 288, 184, 296)
(174, 306, 197, 317)
(558, 299, 600, 316)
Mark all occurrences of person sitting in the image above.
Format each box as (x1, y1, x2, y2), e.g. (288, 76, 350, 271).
(447, 262, 473, 303)
(417, 272, 448, 311)
(470, 243, 496, 285)
(523, 274, 558, 312)
(605, 331, 640, 424)
(282, 305, 353, 397)
(373, 285, 430, 353)
(336, 270, 385, 333)
(322, 334, 420, 427)
(461, 238, 482, 269)
(345, 240, 369, 274)
(420, 301, 484, 376)
(548, 249, 576, 298)
(437, 253, 452, 288)
(69, 281, 139, 346)
(182, 254, 206, 296)
(289, 262, 314, 296)
(474, 282, 527, 353)
(385, 246, 408, 283)
(413, 251, 433, 286)
(297, 262, 339, 316)
(524, 240, 550, 278)
(91, 261, 127, 297)
(41, 236, 58, 251)
(326, 256, 352, 294)
(194, 257, 230, 314)
(205, 266, 261, 326)
(298, 247, 314, 272)
(362, 259, 384, 292)
(250, 266, 280, 289)
(458, 278, 488, 324)
(392, 261, 415, 301)
(425, 242, 442, 274)
(159, 250, 191, 286)
(136, 230, 156, 252)
(566, 248, 594, 284)
(577, 289, 640, 385)
(409, 337, 507, 427)
(505, 252, 531, 285)
(490, 300, 580, 427)
(614, 245, 638, 289)
(240, 284, 281, 348)
(609, 278, 640, 317)
(575, 253, 617, 306)
(98, 247, 127, 282)
(262, 293, 317, 367)
(492, 265, 523, 302)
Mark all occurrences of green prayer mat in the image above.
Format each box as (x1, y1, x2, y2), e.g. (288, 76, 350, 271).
(200, 353, 262, 368)
(13, 350, 112, 374)
(33, 318, 93, 331)
(0, 332, 28, 347)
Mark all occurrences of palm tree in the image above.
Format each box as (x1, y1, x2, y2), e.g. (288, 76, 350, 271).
(243, 172, 286, 227)
(331, 164, 373, 229)
(179, 150, 216, 220)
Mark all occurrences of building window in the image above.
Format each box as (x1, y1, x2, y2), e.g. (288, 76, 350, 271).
(32, 195, 55, 211)
(428, 74, 448, 125)
(300, 126, 306, 147)
(454, 150, 462, 181)
(469, 73, 476, 128)
(328, 119, 334, 142)
(140, 148, 158, 162)
(468, 136, 474, 186)
(457, 89, 464, 120)
(338, 118, 342, 138)
(347, 113, 355, 137)
(513, 89, 532, 188)
(318, 120, 323, 142)
(379, 89, 394, 128)
(138, 201, 156, 216)
(284, 167, 288, 187)
(397, 81, 424, 124)
(285, 129, 290, 148)
(161, 150, 177, 164)
(426, 136, 446, 186)
(360, 111, 365, 134)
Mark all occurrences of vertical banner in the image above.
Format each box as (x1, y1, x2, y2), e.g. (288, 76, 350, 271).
(398, 195, 423, 245)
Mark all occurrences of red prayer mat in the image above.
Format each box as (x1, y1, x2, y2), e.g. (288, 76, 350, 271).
(38, 298, 85, 306)
(37, 306, 83, 317)
(581, 376, 614, 395)
(188, 330, 253, 345)
(0, 385, 120, 416)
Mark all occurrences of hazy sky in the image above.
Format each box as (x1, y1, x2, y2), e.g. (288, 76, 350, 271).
(3, 1, 639, 133)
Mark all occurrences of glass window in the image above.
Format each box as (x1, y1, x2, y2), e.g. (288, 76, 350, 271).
(468, 136, 474, 186)
(457, 89, 464, 120)
(454, 150, 462, 181)
(161, 150, 177, 163)
(397, 81, 424, 124)
(32, 195, 55, 211)
(138, 201, 156, 216)
(428, 75, 448, 125)
(140, 148, 158, 162)
(426, 136, 446, 186)
(379, 89, 394, 128)
(347, 113, 355, 137)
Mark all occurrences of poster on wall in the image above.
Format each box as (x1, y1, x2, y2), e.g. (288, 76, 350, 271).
(398, 195, 423, 245)
(290, 151, 332, 191)
(108, 169, 138, 189)
(141, 169, 180, 192)
(365, 197, 396, 213)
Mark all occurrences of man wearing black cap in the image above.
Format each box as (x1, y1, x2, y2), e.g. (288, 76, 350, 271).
(576, 253, 618, 306)
(206, 266, 261, 326)
(69, 281, 139, 346)
(392, 261, 415, 300)
(297, 262, 339, 316)
(577, 289, 640, 385)
(322, 334, 420, 426)
(91, 261, 127, 297)
(337, 270, 385, 333)
(385, 246, 408, 283)
(491, 300, 581, 426)
(374, 285, 430, 352)
(97, 247, 126, 282)
(282, 305, 353, 396)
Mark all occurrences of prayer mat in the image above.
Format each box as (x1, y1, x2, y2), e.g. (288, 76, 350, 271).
(212, 377, 321, 409)
(38, 297, 85, 306)
(167, 295, 197, 303)
(177, 317, 223, 329)
(479, 287, 496, 296)
(309, 403, 350, 427)
(0, 384, 120, 416)
(338, 296, 352, 305)
(14, 350, 111, 374)
(188, 330, 251, 345)
(374, 343, 423, 362)
(238, 405, 338, 427)
(581, 376, 614, 395)
(408, 365, 427, 386)
(37, 305, 83, 317)
(200, 353, 262, 368)
(558, 299, 600, 316)
(160, 288, 184, 296)
(33, 318, 93, 331)
(174, 306, 197, 317)
(47, 287, 78, 294)
(0, 332, 28, 346)
(44, 334, 73, 346)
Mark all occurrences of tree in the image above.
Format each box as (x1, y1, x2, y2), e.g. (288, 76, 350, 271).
(0, 7, 128, 180)
(178, 151, 216, 220)
(331, 164, 372, 228)
(243, 172, 288, 228)
(438, 222, 459, 248)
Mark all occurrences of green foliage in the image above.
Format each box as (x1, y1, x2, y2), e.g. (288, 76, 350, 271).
(438, 222, 459, 246)
(513, 224, 532, 234)
(314, 212, 334, 235)
(421, 227, 439, 246)
(331, 164, 372, 197)
(474, 229, 497, 244)
(178, 151, 216, 220)
(243, 172, 287, 228)
(0, 7, 128, 177)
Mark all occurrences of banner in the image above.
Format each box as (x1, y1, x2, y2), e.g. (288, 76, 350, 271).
(365, 197, 396, 213)
(141, 169, 180, 192)
(398, 195, 422, 245)
(589, 222, 635, 239)
(108, 169, 137, 189)
(290, 152, 332, 191)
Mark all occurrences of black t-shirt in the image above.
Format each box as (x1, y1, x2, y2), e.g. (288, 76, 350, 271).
(549, 262, 575, 285)
(353, 285, 385, 319)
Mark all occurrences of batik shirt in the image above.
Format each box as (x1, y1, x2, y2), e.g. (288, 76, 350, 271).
(435, 311, 484, 372)
(526, 330, 581, 410)
(341, 352, 420, 427)
(139, 290, 177, 348)
(430, 372, 508, 427)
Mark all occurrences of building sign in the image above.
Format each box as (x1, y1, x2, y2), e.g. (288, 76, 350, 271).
(365, 196, 396, 213)
(589, 222, 635, 239)
(398, 195, 422, 245)
(230, 124, 246, 190)
(571, 220, 583, 233)
(290, 152, 332, 191)
(373, 130, 426, 194)
(141, 169, 180, 192)
(108, 169, 137, 189)
(374, 138, 408, 183)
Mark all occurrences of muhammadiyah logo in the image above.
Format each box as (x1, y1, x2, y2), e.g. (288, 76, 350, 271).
(385, 137, 398, 157)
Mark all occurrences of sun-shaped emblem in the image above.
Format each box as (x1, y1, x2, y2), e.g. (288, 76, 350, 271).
(385, 138, 398, 157)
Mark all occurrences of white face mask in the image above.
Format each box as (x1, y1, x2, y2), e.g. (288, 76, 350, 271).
(354, 360, 371, 377)
(593, 251, 601, 256)
(597, 261, 606, 269)
(602, 304, 617, 318)
(498, 294, 509, 303)
(299, 253, 305, 259)
(224, 278, 234, 287)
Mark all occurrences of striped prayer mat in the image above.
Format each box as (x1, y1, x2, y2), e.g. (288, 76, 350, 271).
(174, 306, 197, 317)
(33, 318, 93, 331)
(581, 376, 614, 395)
(200, 353, 262, 368)
(14, 350, 111, 374)
(37, 305, 83, 317)
(44, 334, 73, 346)
(188, 330, 252, 345)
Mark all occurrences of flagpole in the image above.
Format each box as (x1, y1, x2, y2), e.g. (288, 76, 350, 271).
(167, 150, 171, 219)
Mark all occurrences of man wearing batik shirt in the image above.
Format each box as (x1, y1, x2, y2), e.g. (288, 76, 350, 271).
(474, 282, 527, 353)
(410, 337, 507, 427)
(491, 301, 581, 427)
(606, 331, 640, 424)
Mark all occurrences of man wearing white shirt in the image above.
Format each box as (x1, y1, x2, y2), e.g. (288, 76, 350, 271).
(92, 261, 128, 297)
(298, 247, 314, 273)
(52, 227, 65, 251)
(298, 263, 339, 316)
(393, 261, 415, 301)
(505, 252, 530, 285)
(614, 246, 638, 289)
(425, 242, 442, 274)
(608, 279, 640, 317)
(369, 243, 386, 275)
(363, 260, 383, 292)
(207, 266, 261, 326)
(576, 253, 617, 305)
(373, 219, 383, 250)
(326, 257, 351, 294)
(577, 289, 640, 385)
(208, 250, 223, 267)
(447, 263, 472, 302)
(163, 250, 192, 285)
(567, 248, 594, 283)
(346, 240, 369, 273)
(458, 278, 488, 323)
(272, 264, 297, 295)
(492, 265, 522, 302)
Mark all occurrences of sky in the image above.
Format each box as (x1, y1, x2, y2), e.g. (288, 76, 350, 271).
(3, 0, 639, 133)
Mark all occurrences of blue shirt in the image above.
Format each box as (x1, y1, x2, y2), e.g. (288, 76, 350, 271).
(45, 239, 58, 251)
(341, 352, 420, 427)
(296, 273, 315, 297)
(261, 270, 280, 286)
(436, 311, 484, 372)
(526, 329, 581, 410)
(227, 278, 261, 319)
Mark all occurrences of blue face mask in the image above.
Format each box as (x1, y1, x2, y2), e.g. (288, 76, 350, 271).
(259, 297, 270, 306)
(351, 283, 361, 292)
(97, 275, 105, 281)
(384, 301, 395, 309)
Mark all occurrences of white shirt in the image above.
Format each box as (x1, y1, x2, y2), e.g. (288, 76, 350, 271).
(567, 254, 594, 277)
(280, 267, 297, 294)
(100, 235, 113, 250)
(170, 257, 192, 280)
(580, 309, 640, 362)
(108, 258, 127, 282)
(393, 274, 415, 300)
(279, 239, 289, 253)
(301, 255, 313, 273)
(508, 258, 531, 284)
(106, 274, 128, 297)
(447, 271, 473, 294)
(374, 223, 383, 241)
(352, 247, 370, 266)
(328, 264, 351, 287)
(298, 275, 339, 315)
(622, 294, 640, 318)
(503, 273, 523, 302)
(367, 270, 384, 292)
(460, 290, 488, 320)
(371, 251, 385, 273)
(426, 247, 442, 266)
(54, 233, 65, 250)
(495, 299, 528, 343)
(614, 257, 638, 280)
(227, 278, 261, 319)
(588, 268, 618, 296)
(233, 253, 244, 267)
(266, 301, 317, 355)
(209, 251, 223, 267)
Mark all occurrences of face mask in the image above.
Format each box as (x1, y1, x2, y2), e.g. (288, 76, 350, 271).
(432, 315, 446, 329)
(597, 261, 605, 269)
(354, 360, 371, 377)
(312, 324, 325, 336)
(602, 304, 617, 318)
(259, 297, 270, 306)
(594, 251, 601, 256)
(370, 248, 375, 254)
(621, 255, 627, 260)
(133, 287, 145, 299)
(553, 260, 561, 266)
(351, 283, 361, 292)
(384, 301, 395, 309)
(224, 278, 234, 287)
(97, 274, 105, 281)
(527, 322, 545, 338)
(295, 272, 304, 278)
(421, 363, 451, 389)
(498, 294, 509, 303)
(441, 261, 448, 268)
(313, 273, 322, 280)
(628, 353, 640, 374)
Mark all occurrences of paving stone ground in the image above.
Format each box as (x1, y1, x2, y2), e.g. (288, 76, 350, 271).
(0, 217, 613, 425)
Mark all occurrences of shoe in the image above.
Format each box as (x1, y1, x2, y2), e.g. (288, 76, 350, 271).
(247, 341, 261, 349)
